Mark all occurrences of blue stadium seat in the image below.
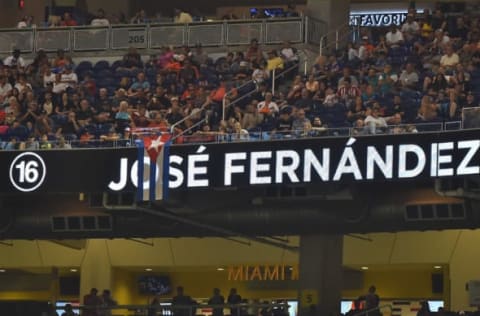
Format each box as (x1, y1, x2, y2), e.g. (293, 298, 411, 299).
(93, 60, 110, 71)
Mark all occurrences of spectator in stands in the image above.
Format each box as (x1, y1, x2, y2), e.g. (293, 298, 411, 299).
(417, 301, 431, 316)
(61, 12, 78, 26)
(174, 8, 193, 24)
(0, 75, 13, 103)
(227, 288, 242, 316)
(401, 14, 420, 43)
(91, 9, 110, 26)
(84, 288, 102, 316)
(61, 303, 77, 316)
(52, 49, 71, 70)
(246, 39, 263, 64)
(364, 104, 387, 134)
(266, 50, 284, 72)
(4, 49, 26, 69)
(128, 72, 150, 99)
(257, 92, 279, 115)
(337, 77, 361, 104)
(280, 41, 299, 66)
(417, 95, 439, 122)
(57, 111, 80, 139)
(17, 15, 34, 28)
(53, 65, 78, 94)
(399, 63, 419, 90)
(284, 3, 300, 17)
(208, 288, 225, 316)
(172, 286, 196, 316)
(292, 108, 310, 133)
(440, 45, 460, 70)
(119, 47, 142, 72)
(130, 9, 148, 24)
(347, 96, 368, 123)
(100, 289, 117, 316)
(385, 25, 404, 48)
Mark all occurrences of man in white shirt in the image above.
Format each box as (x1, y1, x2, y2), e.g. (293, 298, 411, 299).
(364, 106, 388, 134)
(174, 9, 193, 24)
(440, 45, 460, 69)
(257, 92, 279, 115)
(3, 49, 26, 69)
(53, 65, 78, 94)
(0, 76, 12, 104)
(91, 9, 110, 27)
(385, 25, 404, 48)
(401, 14, 420, 41)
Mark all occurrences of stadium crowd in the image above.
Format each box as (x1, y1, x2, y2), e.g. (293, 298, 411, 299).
(1, 6, 480, 150)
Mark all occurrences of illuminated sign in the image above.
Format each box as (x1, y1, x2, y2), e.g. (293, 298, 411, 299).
(227, 265, 298, 281)
(349, 13, 407, 26)
(0, 130, 479, 194)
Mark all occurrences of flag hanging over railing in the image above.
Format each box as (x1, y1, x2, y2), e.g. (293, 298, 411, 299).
(135, 133, 171, 201)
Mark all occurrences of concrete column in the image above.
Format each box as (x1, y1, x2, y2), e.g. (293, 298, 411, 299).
(298, 235, 343, 316)
(449, 230, 480, 311)
(306, 0, 351, 52)
(80, 240, 113, 302)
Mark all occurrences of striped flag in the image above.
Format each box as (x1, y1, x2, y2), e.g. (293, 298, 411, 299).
(135, 134, 171, 201)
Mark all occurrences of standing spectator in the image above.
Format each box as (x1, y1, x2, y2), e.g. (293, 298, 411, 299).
(385, 25, 404, 48)
(60, 12, 78, 26)
(208, 288, 225, 316)
(130, 9, 148, 24)
(227, 288, 242, 316)
(174, 8, 193, 24)
(417, 301, 431, 316)
(100, 289, 117, 316)
(61, 303, 77, 316)
(363, 286, 380, 315)
(172, 286, 196, 316)
(91, 9, 110, 26)
(83, 288, 102, 316)
(4, 49, 26, 69)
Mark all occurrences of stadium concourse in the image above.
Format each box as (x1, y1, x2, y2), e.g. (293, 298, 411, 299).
(2, 5, 480, 316)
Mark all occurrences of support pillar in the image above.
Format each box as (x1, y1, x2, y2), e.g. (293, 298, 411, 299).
(298, 235, 343, 316)
(307, 0, 351, 52)
(80, 240, 112, 301)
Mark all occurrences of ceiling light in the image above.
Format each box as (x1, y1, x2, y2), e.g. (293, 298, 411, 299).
(217, 267, 225, 271)
(361, 266, 369, 270)
(70, 268, 78, 272)
(434, 265, 442, 269)
(289, 267, 293, 271)
(145, 268, 153, 272)
(0, 269, 6, 273)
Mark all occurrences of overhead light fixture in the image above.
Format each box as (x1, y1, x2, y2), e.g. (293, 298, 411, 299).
(0, 269, 6, 273)
(361, 266, 369, 270)
(289, 267, 293, 271)
(145, 268, 153, 272)
(217, 267, 225, 271)
(70, 268, 78, 272)
(434, 265, 442, 269)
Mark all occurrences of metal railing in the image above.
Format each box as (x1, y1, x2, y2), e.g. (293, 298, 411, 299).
(177, 121, 463, 145)
(70, 302, 290, 316)
(352, 304, 393, 316)
(0, 18, 307, 54)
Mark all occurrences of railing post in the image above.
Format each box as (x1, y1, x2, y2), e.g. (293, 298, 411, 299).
(319, 35, 324, 56)
(304, 16, 309, 44)
(222, 95, 227, 122)
(335, 30, 339, 51)
(271, 68, 276, 95)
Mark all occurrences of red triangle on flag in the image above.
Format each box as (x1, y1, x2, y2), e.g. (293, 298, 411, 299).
(143, 134, 170, 162)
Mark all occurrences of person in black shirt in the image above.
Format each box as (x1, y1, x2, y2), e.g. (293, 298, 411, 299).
(227, 288, 242, 316)
(172, 286, 196, 316)
(208, 288, 225, 316)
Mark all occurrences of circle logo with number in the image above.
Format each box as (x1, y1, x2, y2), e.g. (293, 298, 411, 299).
(9, 152, 47, 192)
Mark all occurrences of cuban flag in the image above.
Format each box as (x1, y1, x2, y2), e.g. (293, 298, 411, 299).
(135, 134, 171, 201)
